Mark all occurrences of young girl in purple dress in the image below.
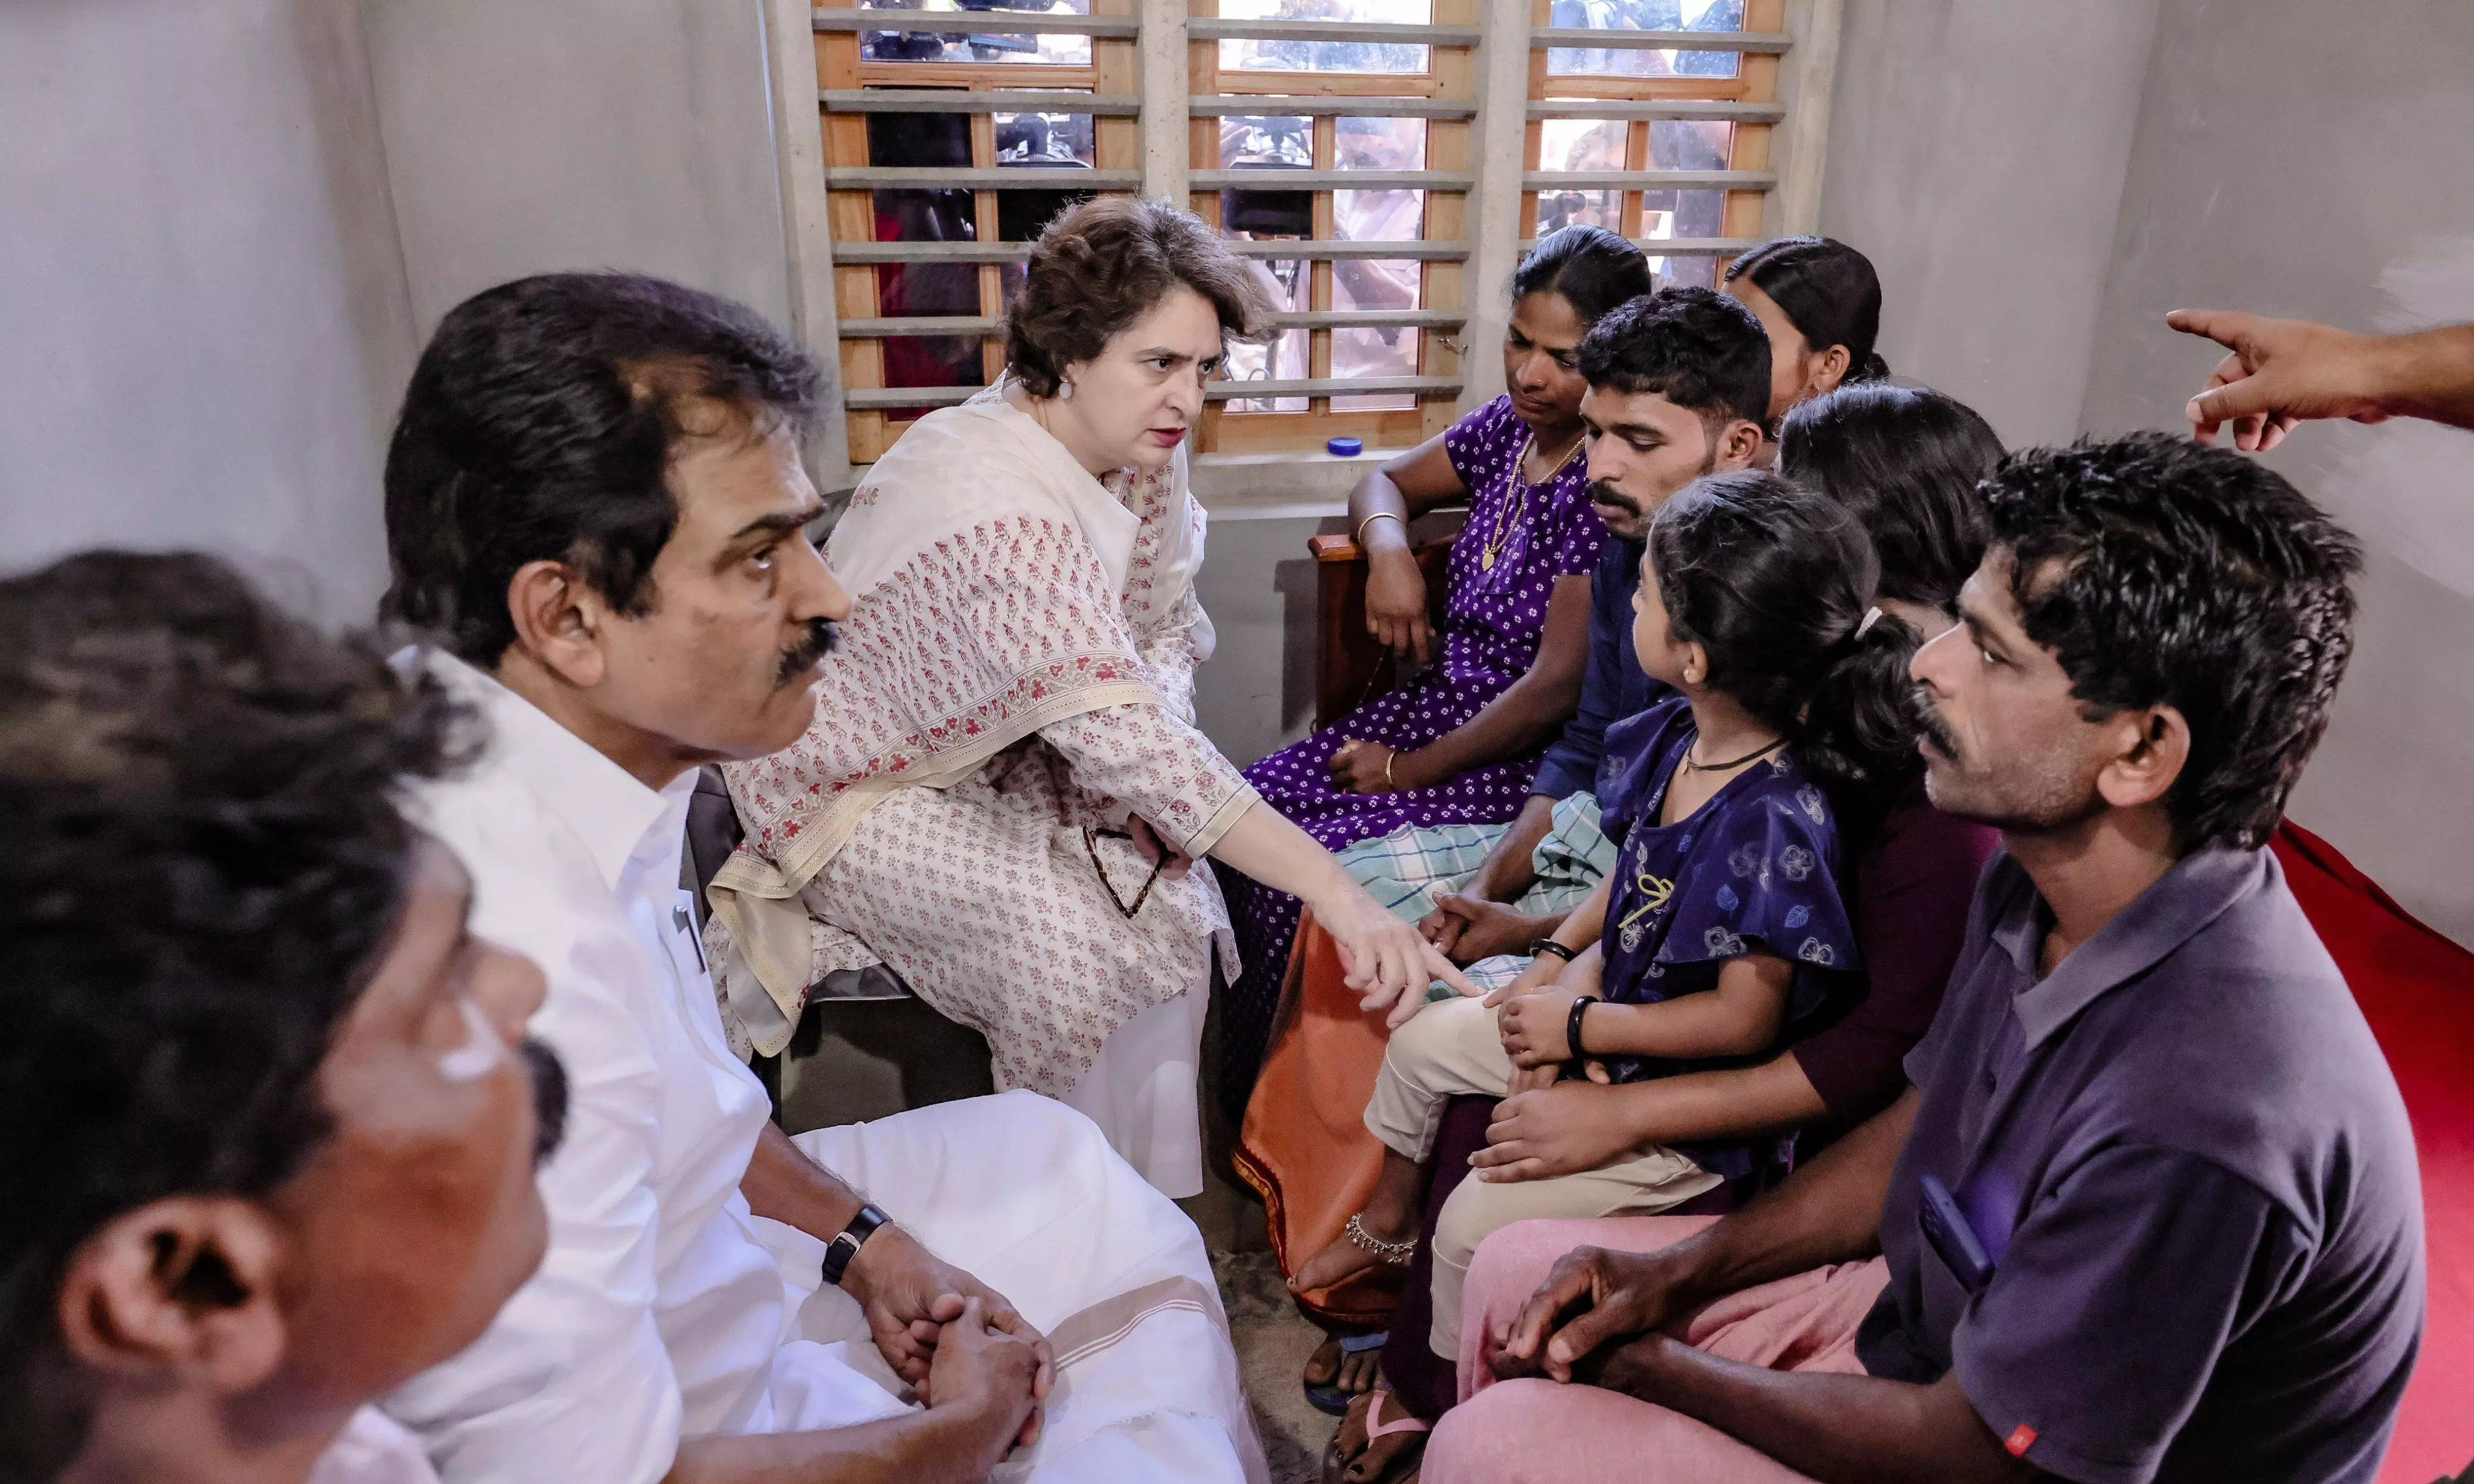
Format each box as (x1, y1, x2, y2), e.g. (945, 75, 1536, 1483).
(1218, 225, 1654, 1105)
(1290, 471, 1924, 1373)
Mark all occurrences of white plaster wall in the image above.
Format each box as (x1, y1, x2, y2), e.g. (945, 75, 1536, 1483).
(2077, 0, 2474, 946)
(358, 0, 794, 338)
(1818, 0, 2161, 446)
(0, 0, 416, 624)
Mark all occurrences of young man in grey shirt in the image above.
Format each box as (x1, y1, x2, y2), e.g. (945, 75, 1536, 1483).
(1448, 432, 2422, 1484)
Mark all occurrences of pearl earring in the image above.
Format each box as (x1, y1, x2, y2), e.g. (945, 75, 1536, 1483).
(1058, 379, 1075, 402)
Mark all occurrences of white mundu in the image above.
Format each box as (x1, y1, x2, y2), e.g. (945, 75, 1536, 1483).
(381, 654, 1265, 1484)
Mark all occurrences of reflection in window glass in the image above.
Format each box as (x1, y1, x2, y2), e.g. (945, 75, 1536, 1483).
(1223, 259, 1308, 413)
(1219, 0, 1433, 75)
(1337, 116, 1425, 173)
(1218, 115, 1314, 260)
(1535, 118, 1625, 235)
(1532, 120, 1735, 237)
(1642, 188, 1726, 241)
(859, 0, 1094, 66)
(1640, 189, 1724, 289)
(868, 113, 983, 390)
(1544, 0, 1745, 81)
(994, 111, 1096, 168)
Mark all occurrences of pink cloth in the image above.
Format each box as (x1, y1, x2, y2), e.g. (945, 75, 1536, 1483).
(1426, 1215, 1889, 1484)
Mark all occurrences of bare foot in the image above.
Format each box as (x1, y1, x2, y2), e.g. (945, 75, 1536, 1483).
(1289, 1214, 1416, 1294)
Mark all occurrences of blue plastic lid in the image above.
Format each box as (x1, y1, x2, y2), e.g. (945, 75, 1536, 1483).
(1326, 437, 1364, 457)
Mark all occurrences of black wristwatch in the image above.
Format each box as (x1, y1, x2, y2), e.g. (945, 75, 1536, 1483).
(821, 1203, 891, 1288)
(1529, 937, 1579, 963)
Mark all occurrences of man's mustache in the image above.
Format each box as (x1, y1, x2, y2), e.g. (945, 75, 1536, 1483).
(776, 619, 839, 687)
(519, 1037, 570, 1168)
(1587, 479, 1642, 518)
(1910, 684, 1962, 762)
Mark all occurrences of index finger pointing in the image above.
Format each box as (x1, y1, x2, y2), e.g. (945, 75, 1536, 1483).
(1425, 948, 1479, 998)
(2165, 307, 2261, 352)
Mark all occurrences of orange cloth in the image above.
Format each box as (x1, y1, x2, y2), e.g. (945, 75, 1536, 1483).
(1230, 910, 1404, 1325)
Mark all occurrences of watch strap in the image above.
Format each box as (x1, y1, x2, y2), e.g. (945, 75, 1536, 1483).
(820, 1203, 890, 1288)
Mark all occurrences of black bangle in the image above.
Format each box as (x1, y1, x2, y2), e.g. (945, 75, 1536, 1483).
(1566, 995, 1599, 1059)
(1529, 938, 1578, 963)
(820, 1203, 890, 1288)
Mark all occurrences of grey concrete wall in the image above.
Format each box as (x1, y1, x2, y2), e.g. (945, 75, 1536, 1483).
(359, 0, 793, 338)
(2078, 0, 2474, 945)
(0, 0, 416, 624)
(1818, 0, 2161, 446)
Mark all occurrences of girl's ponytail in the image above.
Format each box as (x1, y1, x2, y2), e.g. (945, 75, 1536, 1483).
(1798, 605, 1929, 826)
(1648, 473, 1926, 832)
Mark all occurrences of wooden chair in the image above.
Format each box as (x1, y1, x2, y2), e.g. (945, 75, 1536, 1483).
(1306, 510, 1467, 731)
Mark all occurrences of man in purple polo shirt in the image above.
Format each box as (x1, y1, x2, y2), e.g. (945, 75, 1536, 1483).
(1439, 431, 2423, 1484)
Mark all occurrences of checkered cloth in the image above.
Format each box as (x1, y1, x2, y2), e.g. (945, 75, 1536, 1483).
(1334, 792, 1618, 1001)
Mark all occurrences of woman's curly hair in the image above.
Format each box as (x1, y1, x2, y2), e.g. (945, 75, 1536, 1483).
(1004, 197, 1275, 396)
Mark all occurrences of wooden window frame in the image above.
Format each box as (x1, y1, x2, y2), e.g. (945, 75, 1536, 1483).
(1183, 1, 1478, 454)
(775, 2, 1843, 484)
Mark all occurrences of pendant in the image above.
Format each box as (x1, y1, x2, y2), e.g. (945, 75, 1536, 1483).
(1481, 548, 1494, 571)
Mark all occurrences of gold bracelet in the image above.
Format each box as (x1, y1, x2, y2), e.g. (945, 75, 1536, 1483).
(1384, 750, 1398, 789)
(1355, 510, 1406, 548)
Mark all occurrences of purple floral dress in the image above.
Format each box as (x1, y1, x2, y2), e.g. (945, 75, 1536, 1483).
(1217, 394, 1606, 1101)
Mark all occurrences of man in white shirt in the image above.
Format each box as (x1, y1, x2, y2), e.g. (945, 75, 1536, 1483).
(374, 272, 1265, 1484)
(0, 552, 566, 1484)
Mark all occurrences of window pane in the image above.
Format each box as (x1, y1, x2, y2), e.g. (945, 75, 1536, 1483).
(1219, 115, 1315, 243)
(1219, 0, 1434, 75)
(995, 108, 1098, 246)
(1651, 118, 1733, 171)
(1641, 188, 1726, 240)
(1331, 322, 1418, 410)
(1544, 0, 1745, 81)
(1640, 184, 1724, 290)
(867, 112, 983, 389)
(995, 111, 1095, 168)
(1334, 117, 1427, 253)
(1224, 259, 1308, 413)
(1651, 254, 1716, 289)
(859, 0, 1094, 66)
(1534, 118, 1624, 235)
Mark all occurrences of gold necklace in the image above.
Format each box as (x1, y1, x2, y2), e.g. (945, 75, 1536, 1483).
(1482, 432, 1585, 572)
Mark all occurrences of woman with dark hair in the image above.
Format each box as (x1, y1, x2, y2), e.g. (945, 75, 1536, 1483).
(1218, 223, 1654, 1108)
(716, 198, 1469, 1198)
(1723, 235, 1889, 431)
(1778, 381, 2002, 634)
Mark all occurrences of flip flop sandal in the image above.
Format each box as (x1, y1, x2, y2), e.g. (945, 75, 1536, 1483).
(1320, 1388, 1431, 1484)
(1304, 1331, 1389, 1417)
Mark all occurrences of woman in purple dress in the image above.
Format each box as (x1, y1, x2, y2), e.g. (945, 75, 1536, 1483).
(1219, 226, 1654, 1102)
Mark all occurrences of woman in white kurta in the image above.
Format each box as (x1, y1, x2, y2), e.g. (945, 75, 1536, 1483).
(708, 199, 1467, 1196)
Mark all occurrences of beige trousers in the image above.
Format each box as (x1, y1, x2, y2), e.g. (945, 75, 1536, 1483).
(1363, 995, 1721, 1357)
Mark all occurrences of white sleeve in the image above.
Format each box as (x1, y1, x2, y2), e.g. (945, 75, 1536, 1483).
(382, 917, 683, 1484)
(382, 798, 685, 1484)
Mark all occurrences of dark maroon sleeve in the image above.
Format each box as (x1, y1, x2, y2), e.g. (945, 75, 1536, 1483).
(1791, 803, 2002, 1120)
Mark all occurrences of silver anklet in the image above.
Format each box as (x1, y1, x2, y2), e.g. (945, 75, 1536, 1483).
(1343, 1213, 1417, 1267)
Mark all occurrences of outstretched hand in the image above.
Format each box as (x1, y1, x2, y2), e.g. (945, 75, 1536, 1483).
(2167, 309, 2395, 452)
(1320, 887, 1481, 1027)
